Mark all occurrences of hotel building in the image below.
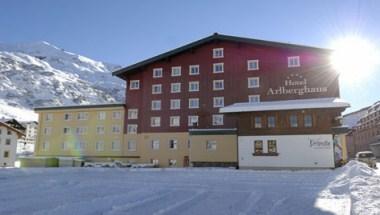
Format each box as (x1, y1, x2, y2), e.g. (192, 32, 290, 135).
(35, 33, 350, 168)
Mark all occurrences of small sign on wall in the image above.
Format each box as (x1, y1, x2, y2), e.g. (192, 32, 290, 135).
(309, 138, 332, 149)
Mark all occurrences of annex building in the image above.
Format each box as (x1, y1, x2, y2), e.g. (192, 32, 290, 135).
(34, 33, 350, 168)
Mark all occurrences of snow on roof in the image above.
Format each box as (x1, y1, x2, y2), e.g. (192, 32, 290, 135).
(220, 97, 350, 113)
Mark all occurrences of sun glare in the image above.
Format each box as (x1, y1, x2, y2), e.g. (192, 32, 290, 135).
(330, 35, 379, 82)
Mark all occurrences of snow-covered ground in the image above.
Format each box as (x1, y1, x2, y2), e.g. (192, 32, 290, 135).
(0, 161, 379, 215)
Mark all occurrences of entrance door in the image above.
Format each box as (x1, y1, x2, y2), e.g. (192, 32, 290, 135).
(183, 156, 189, 167)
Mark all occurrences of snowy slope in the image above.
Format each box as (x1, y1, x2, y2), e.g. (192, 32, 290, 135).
(0, 42, 125, 121)
(0, 162, 379, 214)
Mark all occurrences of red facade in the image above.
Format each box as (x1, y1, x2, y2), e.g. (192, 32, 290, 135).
(120, 37, 339, 133)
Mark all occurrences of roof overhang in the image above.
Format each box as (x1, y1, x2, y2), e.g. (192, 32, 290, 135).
(220, 97, 350, 113)
(0, 122, 25, 137)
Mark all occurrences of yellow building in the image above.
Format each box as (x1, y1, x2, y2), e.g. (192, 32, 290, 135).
(34, 104, 131, 162)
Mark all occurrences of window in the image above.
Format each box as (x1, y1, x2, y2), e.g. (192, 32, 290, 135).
(212, 114, 224, 126)
(247, 60, 259, 70)
(5, 139, 11, 145)
(268, 140, 277, 153)
(169, 159, 177, 167)
(97, 112, 106, 120)
(171, 83, 181, 93)
(77, 112, 88, 120)
(127, 124, 138, 134)
(248, 77, 260, 88)
(213, 97, 224, 108)
(213, 48, 224, 58)
(112, 125, 121, 133)
(170, 99, 181, 110)
(254, 140, 263, 154)
(153, 68, 163, 78)
(288, 56, 300, 67)
(249, 95, 260, 103)
(188, 115, 199, 126)
(61, 142, 68, 151)
(112, 140, 121, 151)
(152, 84, 162, 94)
(96, 126, 105, 134)
(189, 81, 199, 92)
(7, 130, 11, 135)
(152, 139, 160, 150)
(150, 117, 161, 127)
(76, 127, 87, 135)
(45, 113, 53, 121)
(170, 116, 180, 127)
(64, 113, 72, 121)
(213, 63, 224, 73)
(290, 115, 298, 128)
(43, 127, 52, 136)
(213, 80, 224, 90)
(63, 127, 71, 135)
(304, 114, 313, 128)
(128, 109, 138, 119)
(254, 116, 262, 128)
(267, 116, 276, 128)
(96, 141, 104, 151)
(112, 111, 121, 120)
(152, 159, 159, 165)
(75, 142, 85, 150)
(3, 151, 9, 158)
(128, 140, 137, 151)
(151, 100, 161, 111)
(206, 140, 217, 151)
(189, 65, 200, 75)
(171, 66, 181, 76)
(189, 98, 199, 109)
(130, 80, 140, 89)
(42, 141, 49, 151)
(169, 139, 178, 150)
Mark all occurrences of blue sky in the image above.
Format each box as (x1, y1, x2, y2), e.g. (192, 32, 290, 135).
(1, 0, 379, 113)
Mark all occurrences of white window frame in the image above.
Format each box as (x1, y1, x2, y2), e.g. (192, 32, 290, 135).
(213, 97, 224, 108)
(63, 127, 71, 135)
(129, 80, 140, 90)
(188, 81, 199, 92)
(112, 140, 121, 151)
(213, 63, 224, 73)
(170, 99, 181, 110)
(77, 112, 89, 120)
(213, 48, 224, 58)
(288, 56, 300, 67)
(127, 124, 138, 134)
(169, 139, 178, 150)
(128, 140, 137, 151)
(64, 113, 72, 121)
(96, 141, 104, 151)
(42, 141, 49, 151)
(213, 80, 224, 91)
(112, 125, 121, 134)
(152, 139, 160, 150)
(189, 65, 200, 75)
(76, 127, 87, 135)
(128, 109, 138, 119)
(212, 114, 224, 126)
(188, 115, 199, 126)
(247, 59, 259, 71)
(152, 84, 162, 94)
(206, 140, 217, 151)
(188, 98, 199, 109)
(61, 142, 69, 151)
(249, 95, 260, 103)
(43, 127, 52, 136)
(169, 159, 177, 167)
(150, 117, 161, 127)
(170, 116, 180, 127)
(248, 77, 260, 88)
(112, 111, 122, 120)
(96, 126, 105, 135)
(151, 100, 162, 111)
(171, 83, 181, 93)
(45, 113, 53, 121)
(153, 68, 163, 78)
(97, 112, 106, 120)
(171, 66, 181, 77)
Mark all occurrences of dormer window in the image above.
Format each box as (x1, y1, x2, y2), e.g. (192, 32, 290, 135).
(213, 48, 224, 58)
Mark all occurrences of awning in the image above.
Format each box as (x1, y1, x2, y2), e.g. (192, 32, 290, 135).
(220, 97, 350, 113)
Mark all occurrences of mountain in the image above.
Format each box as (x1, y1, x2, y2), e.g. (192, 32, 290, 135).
(0, 41, 125, 121)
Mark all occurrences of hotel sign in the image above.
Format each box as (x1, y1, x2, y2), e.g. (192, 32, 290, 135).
(267, 74, 328, 96)
(309, 138, 331, 149)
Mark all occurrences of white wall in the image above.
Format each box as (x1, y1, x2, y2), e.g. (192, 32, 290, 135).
(238, 134, 334, 169)
(0, 127, 18, 167)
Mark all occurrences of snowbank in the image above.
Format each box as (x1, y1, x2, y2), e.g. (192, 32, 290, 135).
(321, 161, 380, 215)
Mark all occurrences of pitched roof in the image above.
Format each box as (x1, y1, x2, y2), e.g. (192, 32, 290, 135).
(113, 33, 331, 78)
(0, 121, 25, 137)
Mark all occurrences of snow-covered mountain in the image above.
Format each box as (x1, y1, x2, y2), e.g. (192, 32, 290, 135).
(0, 41, 125, 121)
